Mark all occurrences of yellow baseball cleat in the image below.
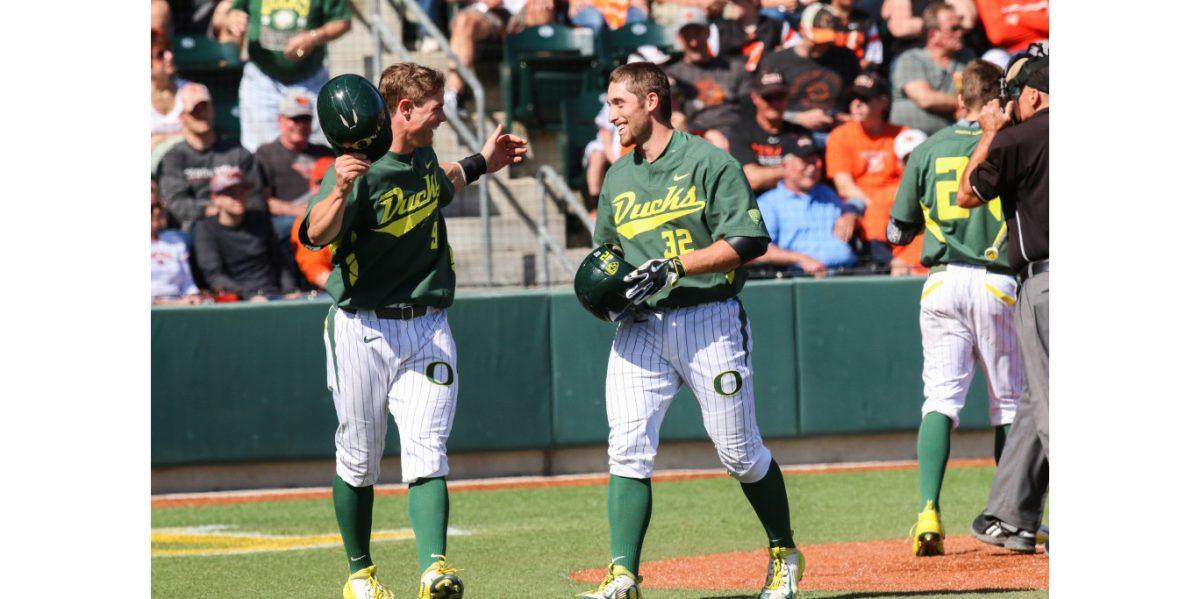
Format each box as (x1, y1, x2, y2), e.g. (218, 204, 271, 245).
(418, 555, 463, 599)
(758, 546, 804, 599)
(911, 500, 945, 556)
(343, 565, 395, 599)
(577, 562, 643, 599)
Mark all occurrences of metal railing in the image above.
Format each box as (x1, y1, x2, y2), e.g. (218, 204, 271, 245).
(357, 0, 593, 288)
(534, 165, 594, 286)
(369, 0, 492, 285)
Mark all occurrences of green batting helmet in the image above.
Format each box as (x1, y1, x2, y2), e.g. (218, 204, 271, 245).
(316, 74, 393, 162)
(574, 244, 637, 323)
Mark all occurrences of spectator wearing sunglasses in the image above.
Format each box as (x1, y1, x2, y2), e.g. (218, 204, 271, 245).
(889, 1, 975, 135)
(254, 90, 334, 241)
(155, 82, 267, 232)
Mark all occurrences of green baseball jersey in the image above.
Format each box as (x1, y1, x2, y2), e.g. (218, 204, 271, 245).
(231, 0, 351, 83)
(300, 147, 456, 309)
(593, 131, 769, 309)
(891, 120, 1012, 271)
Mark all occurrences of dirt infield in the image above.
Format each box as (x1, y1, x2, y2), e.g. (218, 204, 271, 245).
(569, 536, 1047, 593)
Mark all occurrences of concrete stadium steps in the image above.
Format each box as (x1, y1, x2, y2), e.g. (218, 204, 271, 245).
(326, 10, 591, 288)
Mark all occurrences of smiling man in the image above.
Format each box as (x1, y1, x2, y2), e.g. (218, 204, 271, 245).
(299, 64, 527, 599)
(580, 62, 802, 599)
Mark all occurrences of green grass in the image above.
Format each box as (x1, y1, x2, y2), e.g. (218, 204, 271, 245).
(151, 464, 1047, 598)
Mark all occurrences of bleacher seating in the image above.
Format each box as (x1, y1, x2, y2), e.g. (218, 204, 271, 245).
(501, 24, 598, 130)
(595, 21, 677, 88)
(172, 35, 243, 144)
(558, 92, 607, 191)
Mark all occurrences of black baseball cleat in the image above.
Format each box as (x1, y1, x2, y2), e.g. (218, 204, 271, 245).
(971, 513, 1037, 553)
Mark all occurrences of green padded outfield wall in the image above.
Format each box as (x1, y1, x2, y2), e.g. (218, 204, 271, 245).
(793, 278, 991, 435)
(152, 278, 991, 467)
(152, 291, 553, 466)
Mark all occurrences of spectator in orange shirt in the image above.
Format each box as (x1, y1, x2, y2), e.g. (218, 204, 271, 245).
(975, 0, 1048, 55)
(824, 72, 907, 268)
(289, 156, 335, 290)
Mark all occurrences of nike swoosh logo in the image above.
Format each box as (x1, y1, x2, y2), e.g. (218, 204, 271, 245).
(350, 554, 367, 561)
(363, 336, 381, 343)
(672, 173, 689, 181)
(425, 161, 434, 169)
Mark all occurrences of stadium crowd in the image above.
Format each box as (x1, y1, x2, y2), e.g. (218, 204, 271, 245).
(150, 0, 1048, 304)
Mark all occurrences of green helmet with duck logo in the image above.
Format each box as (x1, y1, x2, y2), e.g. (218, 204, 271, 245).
(316, 74, 393, 162)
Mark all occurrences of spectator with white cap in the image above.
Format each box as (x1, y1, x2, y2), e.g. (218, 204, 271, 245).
(155, 82, 266, 232)
(254, 90, 335, 240)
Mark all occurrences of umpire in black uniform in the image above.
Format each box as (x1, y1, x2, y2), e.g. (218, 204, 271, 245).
(956, 47, 1050, 553)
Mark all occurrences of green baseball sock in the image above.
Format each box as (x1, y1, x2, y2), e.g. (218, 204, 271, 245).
(333, 475, 375, 573)
(994, 423, 1012, 463)
(917, 413, 953, 511)
(739, 459, 795, 548)
(408, 477, 450, 571)
(608, 475, 652, 575)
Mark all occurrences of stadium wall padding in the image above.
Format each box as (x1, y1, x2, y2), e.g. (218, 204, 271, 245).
(152, 278, 993, 467)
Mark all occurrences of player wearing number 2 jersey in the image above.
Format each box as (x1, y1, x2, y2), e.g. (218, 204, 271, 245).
(579, 62, 802, 599)
(887, 60, 1026, 557)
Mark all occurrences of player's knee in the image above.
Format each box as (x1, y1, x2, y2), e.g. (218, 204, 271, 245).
(608, 448, 654, 479)
(921, 402, 962, 429)
(336, 457, 380, 488)
(723, 444, 773, 483)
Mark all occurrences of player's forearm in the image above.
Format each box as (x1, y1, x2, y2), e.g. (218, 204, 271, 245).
(440, 162, 468, 193)
(166, 194, 210, 225)
(679, 239, 743, 276)
(306, 190, 349, 246)
(744, 164, 785, 191)
(957, 131, 996, 208)
(918, 91, 959, 114)
(753, 244, 813, 267)
(832, 173, 870, 204)
(312, 19, 351, 45)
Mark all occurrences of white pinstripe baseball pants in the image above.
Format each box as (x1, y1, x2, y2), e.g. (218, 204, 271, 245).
(606, 299, 773, 483)
(323, 306, 458, 487)
(918, 264, 1025, 428)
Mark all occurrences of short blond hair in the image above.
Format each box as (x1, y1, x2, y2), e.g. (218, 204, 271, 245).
(378, 63, 445, 112)
(609, 62, 672, 122)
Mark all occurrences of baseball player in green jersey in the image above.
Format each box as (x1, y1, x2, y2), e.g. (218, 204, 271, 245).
(301, 65, 526, 599)
(887, 60, 1026, 557)
(579, 62, 802, 599)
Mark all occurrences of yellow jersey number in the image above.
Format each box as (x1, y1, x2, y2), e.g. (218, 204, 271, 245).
(933, 156, 1003, 222)
(661, 229, 694, 259)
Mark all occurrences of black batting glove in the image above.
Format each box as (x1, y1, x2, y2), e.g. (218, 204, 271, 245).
(623, 257, 686, 305)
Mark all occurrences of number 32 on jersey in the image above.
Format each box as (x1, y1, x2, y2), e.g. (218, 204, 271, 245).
(661, 229, 693, 259)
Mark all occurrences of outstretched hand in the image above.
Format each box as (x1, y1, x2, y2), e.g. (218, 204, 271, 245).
(482, 124, 529, 173)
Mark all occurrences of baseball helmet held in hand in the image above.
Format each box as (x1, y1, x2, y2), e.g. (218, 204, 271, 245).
(317, 74, 393, 162)
(575, 244, 638, 323)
